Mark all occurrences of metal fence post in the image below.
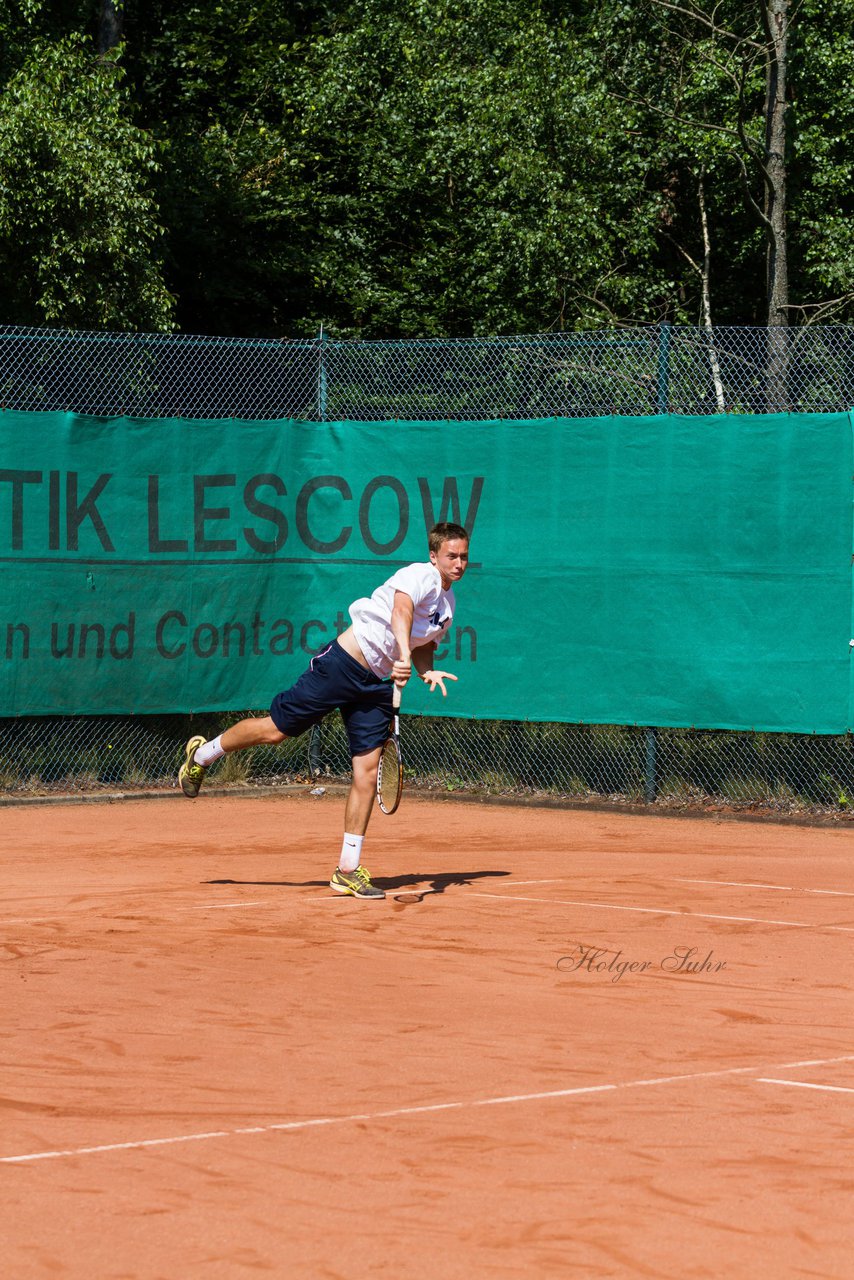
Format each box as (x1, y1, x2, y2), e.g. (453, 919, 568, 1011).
(644, 726, 659, 803)
(317, 325, 328, 422)
(656, 322, 671, 413)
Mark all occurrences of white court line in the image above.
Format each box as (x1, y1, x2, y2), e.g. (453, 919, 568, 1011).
(0, 895, 329, 926)
(671, 877, 854, 898)
(3, 1053, 853, 1166)
(0, 916, 78, 926)
(757, 1079, 854, 1095)
(6, 877, 852, 932)
(0, 881, 559, 927)
(468, 891, 854, 932)
(177, 901, 268, 911)
(0, 904, 271, 925)
(503, 879, 564, 887)
(390, 882, 562, 896)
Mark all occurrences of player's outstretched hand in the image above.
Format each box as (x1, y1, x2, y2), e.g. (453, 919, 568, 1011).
(422, 670, 458, 696)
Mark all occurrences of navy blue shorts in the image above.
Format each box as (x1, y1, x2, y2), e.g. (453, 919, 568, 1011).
(269, 641, 394, 756)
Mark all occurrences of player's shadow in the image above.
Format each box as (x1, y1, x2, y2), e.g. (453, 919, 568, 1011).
(205, 869, 511, 894)
(379, 869, 511, 895)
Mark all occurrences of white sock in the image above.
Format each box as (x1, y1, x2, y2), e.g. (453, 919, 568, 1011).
(194, 735, 226, 767)
(338, 832, 364, 872)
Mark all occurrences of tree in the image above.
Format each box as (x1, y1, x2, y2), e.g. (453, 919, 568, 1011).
(603, 0, 795, 331)
(262, 0, 676, 337)
(762, 0, 790, 328)
(1, 0, 852, 338)
(0, 30, 173, 329)
(99, 0, 124, 55)
(120, 0, 314, 335)
(786, 0, 854, 324)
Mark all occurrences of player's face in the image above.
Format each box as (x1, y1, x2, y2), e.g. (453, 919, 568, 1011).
(431, 538, 469, 588)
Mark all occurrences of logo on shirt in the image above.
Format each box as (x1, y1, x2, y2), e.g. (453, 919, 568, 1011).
(430, 610, 450, 629)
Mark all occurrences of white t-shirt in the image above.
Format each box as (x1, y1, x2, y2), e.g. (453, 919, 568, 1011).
(349, 562, 456, 678)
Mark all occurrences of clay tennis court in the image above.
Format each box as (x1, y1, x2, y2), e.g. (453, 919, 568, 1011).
(2, 792, 852, 1278)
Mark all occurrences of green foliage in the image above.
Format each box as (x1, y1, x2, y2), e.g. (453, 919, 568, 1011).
(789, 0, 854, 319)
(596, 0, 770, 323)
(0, 32, 173, 328)
(120, 0, 310, 333)
(274, 0, 673, 336)
(599, 0, 854, 325)
(0, 0, 852, 334)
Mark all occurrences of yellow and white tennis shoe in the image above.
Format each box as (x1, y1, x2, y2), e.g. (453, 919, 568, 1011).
(330, 866, 385, 899)
(178, 735, 207, 798)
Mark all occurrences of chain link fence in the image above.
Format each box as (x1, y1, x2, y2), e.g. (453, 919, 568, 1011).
(2, 323, 854, 419)
(2, 713, 854, 821)
(3, 322, 854, 817)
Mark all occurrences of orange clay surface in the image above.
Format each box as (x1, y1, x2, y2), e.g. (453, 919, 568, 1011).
(2, 792, 853, 1279)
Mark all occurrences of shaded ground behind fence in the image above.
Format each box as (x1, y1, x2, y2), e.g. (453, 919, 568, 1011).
(3, 713, 854, 821)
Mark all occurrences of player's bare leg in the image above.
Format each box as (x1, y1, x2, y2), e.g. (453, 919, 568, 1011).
(331, 746, 385, 899)
(220, 715, 286, 751)
(179, 715, 286, 797)
(344, 746, 383, 835)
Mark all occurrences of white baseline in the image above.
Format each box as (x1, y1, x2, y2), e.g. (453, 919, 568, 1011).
(3, 1054, 853, 1166)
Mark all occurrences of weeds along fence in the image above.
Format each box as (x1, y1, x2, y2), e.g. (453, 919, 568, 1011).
(3, 322, 854, 817)
(3, 713, 854, 820)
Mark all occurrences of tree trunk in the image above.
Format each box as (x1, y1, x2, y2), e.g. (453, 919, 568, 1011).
(697, 173, 726, 411)
(763, 0, 790, 405)
(98, 1, 125, 57)
(764, 0, 789, 325)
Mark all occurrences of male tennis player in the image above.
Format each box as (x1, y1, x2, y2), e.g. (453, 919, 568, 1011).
(178, 522, 470, 899)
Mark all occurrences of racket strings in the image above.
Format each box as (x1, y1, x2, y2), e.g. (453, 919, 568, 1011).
(378, 737, 403, 814)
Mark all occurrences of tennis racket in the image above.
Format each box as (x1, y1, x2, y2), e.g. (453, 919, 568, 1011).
(377, 683, 403, 815)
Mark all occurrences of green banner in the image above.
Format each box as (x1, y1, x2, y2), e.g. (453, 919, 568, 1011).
(1, 410, 852, 732)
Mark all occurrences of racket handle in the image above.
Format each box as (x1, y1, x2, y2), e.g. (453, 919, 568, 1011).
(392, 683, 402, 710)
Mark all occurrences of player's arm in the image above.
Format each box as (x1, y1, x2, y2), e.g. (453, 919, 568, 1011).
(412, 642, 435, 678)
(390, 590, 415, 686)
(412, 641, 459, 697)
